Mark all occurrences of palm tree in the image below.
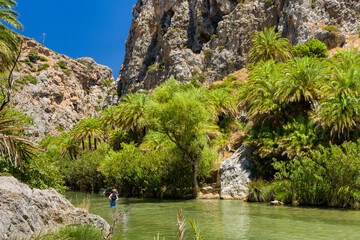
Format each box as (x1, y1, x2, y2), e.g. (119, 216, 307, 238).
(0, 110, 40, 169)
(241, 60, 284, 126)
(0, 0, 22, 72)
(312, 93, 360, 139)
(59, 134, 79, 160)
(248, 26, 292, 63)
(210, 88, 236, 119)
(72, 117, 103, 150)
(108, 128, 126, 151)
(116, 93, 149, 134)
(99, 106, 117, 130)
(277, 57, 328, 108)
(323, 49, 360, 97)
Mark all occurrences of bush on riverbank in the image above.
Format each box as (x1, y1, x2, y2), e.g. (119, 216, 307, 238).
(33, 224, 102, 240)
(273, 141, 360, 208)
(248, 141, 360, 208)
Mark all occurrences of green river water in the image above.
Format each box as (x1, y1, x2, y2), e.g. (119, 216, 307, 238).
(65, 191, 360, 240)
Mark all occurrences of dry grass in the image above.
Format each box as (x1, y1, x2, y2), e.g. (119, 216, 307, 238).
(76, 194, 91, 211)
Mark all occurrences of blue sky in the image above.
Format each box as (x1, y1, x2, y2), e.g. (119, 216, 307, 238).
(15, 1, 138, 78)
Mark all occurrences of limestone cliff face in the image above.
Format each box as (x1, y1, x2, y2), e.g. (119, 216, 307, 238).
(117, 0, 360, 94)
(13, 37, 117, 141)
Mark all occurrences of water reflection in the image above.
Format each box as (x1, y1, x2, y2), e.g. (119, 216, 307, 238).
(65, 192, 360, 240)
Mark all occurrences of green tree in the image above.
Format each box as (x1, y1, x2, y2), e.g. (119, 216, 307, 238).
(0, 110, 40, 169)
(115, 93, 149, 139)
(312, 93, 360, 140)
(72, 117, 103, 150)
(99, 106, 117, 130)
(292, 39, 328, 58)
(240, 60, 284, 126)
(277, 57, 328, 108)
(147, 80, 218, 198)
(108, 128, 126, 151)
(248, 26, 292, 63)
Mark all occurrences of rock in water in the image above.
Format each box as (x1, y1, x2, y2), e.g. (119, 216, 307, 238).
(220, 145, 252, 200)
(0, 177, 109, 239)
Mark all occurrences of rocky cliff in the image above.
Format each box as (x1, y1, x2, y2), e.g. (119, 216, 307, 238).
(13, 37, 117, 141)
(117, 0, 360, 94)
(0, 177, 109, 239)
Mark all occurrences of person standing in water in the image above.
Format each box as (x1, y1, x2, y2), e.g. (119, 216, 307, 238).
(109, 188, 118, 207)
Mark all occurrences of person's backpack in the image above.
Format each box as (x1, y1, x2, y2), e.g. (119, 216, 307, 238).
(111, 193, 117, 201)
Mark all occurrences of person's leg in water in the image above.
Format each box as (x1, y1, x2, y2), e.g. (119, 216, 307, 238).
(110, 200, 116, 207)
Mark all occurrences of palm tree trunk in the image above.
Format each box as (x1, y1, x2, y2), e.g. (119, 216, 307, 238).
(82, 139, 85, 151)
(88, 135, 92, 150)
(94, 138, 97, 150)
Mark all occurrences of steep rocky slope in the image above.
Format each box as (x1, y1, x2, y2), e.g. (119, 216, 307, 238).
(117, 0, 360, 94)
(13, 37, 117, 141)
(0, 177, 109, 239)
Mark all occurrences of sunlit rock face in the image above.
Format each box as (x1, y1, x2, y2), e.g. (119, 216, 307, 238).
(220, 145, 253, 200)
(117, 0, 360, 94)
(13, 37, 117, 141)
(0, 177, 109, 239)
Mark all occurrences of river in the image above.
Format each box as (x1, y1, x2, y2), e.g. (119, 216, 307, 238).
(65, 191, 360, 239)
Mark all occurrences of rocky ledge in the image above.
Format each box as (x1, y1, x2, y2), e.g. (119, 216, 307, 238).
(0, 177, 109, 240)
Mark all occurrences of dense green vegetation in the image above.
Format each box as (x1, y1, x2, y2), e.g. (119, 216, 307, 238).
(39, 79, 233, 198)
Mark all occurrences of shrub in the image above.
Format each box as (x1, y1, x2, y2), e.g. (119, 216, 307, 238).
(16, 75, 38, 85)
(293, 39, 328, 58)
(203, 48, 214, 58)
(323, 25, 339, 34)
(56, 60, 68, 69)
(167, 28, 177, 35)
(31, 68, 37, 72)
(61, 144, 108, 192)
(40, 56, 48, 62)
(28, 49, 39, 63)
(101, 78, 113, 86)
(273, 140, 360, 208)
(63, 69, 72, 75)
(76, 59, 94, 70)
(24, 58, 32, 67)
(147, 63, 159, 73)
(37, 64, 50, 71)
(34, 224, 102, 240)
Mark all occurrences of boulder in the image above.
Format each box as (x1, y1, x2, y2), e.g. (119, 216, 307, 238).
(0, 177, 110, 240)
(220, 145, 253, 200)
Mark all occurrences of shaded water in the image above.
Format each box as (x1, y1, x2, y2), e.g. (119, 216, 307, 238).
(65, 192, 360, 239)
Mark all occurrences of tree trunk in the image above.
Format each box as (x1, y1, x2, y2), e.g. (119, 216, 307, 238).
(192, 160, 199, 198)
(82, 139, 85, 151)
(94, 138, 97, 150)
(88, 136, 92, 150)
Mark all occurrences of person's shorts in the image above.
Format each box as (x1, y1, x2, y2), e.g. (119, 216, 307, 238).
(110, 201, 116, 207)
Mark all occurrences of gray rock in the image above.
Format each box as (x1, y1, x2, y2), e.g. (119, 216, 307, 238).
(0, 177, 110, 239)
(270, 200, 283, 205)
(220, 145, 253, 200)
(116, 0, 360, 94)
(14, 37, 118, 142)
